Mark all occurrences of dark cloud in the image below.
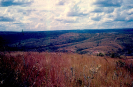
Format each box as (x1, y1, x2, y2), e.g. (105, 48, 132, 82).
(56, 0, 65, 5)
(106, 14, 114, 18)
(114, 17, 125, 21)
(67, 11, 88, 16)
(91, 16, 102, 21)
(125, 4, 133, 8)
(127, 19, 133, 22)
(0, 0, 33, 7)
(104, 8, 114, 13)
(113, 8, 133, 22)
(17, 9, 36, 16)
(115, 17, 133, 22)
(55, 18, 76, 23)
(92, 8, 103, 13)
(92, 7, 114, 13)
(128, 12, 133, 15)
(113, 16, 133, 22)
(93, 0, 123, 7)
(56, 19, 75, 23)
(13, 23, 22, 24)
(113, 13, 126, 21)
(0, 16, 14, 22)
(126, 16, 133, 22)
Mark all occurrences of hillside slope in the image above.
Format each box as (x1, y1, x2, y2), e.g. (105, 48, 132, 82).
(0, 29, 133, 57)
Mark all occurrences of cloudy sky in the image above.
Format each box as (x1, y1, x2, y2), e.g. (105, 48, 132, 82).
(0, 0, 133, 31)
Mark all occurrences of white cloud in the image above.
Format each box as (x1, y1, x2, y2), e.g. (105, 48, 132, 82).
(55, 16, 77, 23)
(0, 0, 133, 31)
(127, 8, 133, 15)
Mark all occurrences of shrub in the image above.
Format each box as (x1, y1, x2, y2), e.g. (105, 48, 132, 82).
(116, 60, 125, 67)
(97, 52, 104, 57)
(109, 53, 120, 58)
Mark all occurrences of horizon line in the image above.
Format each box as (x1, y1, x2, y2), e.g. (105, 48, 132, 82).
(0, 28, 133, 32)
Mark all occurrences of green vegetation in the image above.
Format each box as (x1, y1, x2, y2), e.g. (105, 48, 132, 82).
(108, 52, 121, 58)
(97, 52, 104, 57)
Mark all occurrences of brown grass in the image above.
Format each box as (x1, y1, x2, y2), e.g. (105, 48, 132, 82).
(0, 52, 133, 87)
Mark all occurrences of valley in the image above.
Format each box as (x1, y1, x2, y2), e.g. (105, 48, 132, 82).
(0, 29, 133, 87)
(1, 29, 133, 57)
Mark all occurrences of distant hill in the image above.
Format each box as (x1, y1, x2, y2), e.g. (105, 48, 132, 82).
(0, 28, 133, 57)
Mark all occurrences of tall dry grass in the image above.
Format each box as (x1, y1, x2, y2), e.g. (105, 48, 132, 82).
(0, 52, 133, 87)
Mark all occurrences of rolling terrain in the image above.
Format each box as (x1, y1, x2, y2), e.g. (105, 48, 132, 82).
(0, 29, 133, 57)
(0, 29, 133, 86)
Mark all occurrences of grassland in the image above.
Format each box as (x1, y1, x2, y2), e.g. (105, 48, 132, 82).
(1, 51, 133, 87)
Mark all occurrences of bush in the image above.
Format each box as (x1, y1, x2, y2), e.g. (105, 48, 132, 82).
(116, 60, 125, 67)
(97, 52, 104, 57)
(109, 53, 120, 58)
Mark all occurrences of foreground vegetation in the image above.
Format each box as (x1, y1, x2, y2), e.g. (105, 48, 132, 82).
(0, 52, 133, 87)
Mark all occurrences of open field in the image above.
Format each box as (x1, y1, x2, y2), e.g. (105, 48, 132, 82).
(1, 51, 133, 87)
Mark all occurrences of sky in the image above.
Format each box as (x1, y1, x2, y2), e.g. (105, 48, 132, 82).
(0, 0, 133, 31)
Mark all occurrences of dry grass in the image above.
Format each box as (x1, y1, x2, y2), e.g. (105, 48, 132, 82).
(0, 52, 133, 87)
